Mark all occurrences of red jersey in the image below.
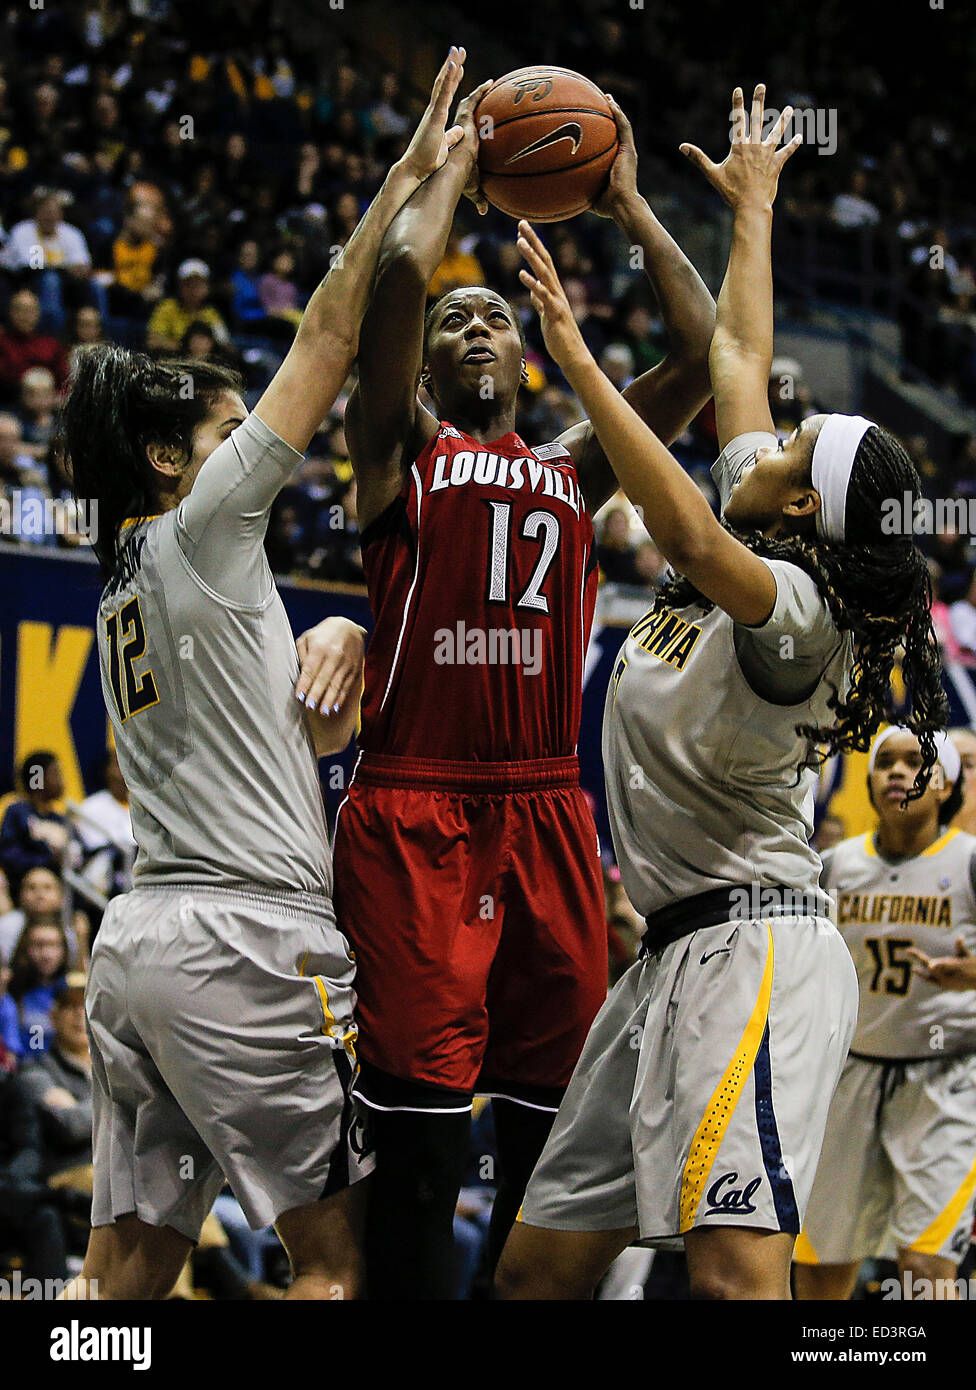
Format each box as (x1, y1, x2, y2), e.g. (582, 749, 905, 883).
(358, 419, 598, 762)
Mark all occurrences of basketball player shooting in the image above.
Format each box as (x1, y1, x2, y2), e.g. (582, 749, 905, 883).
(298, 73, 716, 1299)
(57, 48, 470, 1300)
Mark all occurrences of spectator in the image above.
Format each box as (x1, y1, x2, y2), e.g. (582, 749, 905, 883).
(73, 748, 135, 900)
(830, 169, 881, 229)
(7, 917, 69, 1056)
(0, 751, 77, 892)
(597, 506, 641, 585)
(1, 189, 93, 333)
(21, 972, 92, 1178)
(146, 259, 229, 353)
(950, 728, 976, 836)
(180, 319, 220, 361)
(600, 342, 635, 390)
(0, 410, 38, 490)
(17, 365, 57, 460)
(428, 227, 485, 299)
(931, 528, 974, 605)
(0, 865, 88, 972)
(0, 289, 68, 401)
(258, 247, 303, 330)
(633, 538, 667, 589)
(0, 1064, 75, 1281)
(106, 203, 161, 319)
(949, 570, 976, 666)
(227, 238, 268, 330)
(814, 813, 847, 853)
(0, 963, 19, 1059)
(0, 865, 66, 967)
(66, 304, 105, 373)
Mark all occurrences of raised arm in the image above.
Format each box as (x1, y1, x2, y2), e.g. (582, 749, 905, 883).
(346, 79, 492, 529)
(559, 98, 716, 512)
(518, 219, 776, 626)
(253, 48, 469, 455)
(680, 85, 801, 450)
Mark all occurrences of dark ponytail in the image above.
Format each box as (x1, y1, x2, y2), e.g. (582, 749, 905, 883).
(60, 344, 242, 576)
(656, 424, 949, 797)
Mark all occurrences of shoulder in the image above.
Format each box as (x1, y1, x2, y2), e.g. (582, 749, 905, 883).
(740, 556, 838, 650)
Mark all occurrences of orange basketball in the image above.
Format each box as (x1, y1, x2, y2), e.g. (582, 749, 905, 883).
(475, 66, 618, 223)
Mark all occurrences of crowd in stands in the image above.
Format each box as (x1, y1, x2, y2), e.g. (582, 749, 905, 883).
(0, 1, 971, 592)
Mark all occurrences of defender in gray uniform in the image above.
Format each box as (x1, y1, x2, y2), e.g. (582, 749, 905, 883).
(499, 88, 948, 1301)
(796, 728, 976, 1299)
(59, 49, 472, 1300)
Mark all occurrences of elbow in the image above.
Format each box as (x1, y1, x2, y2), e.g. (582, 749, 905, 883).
(375, 238, 430, 290)
(709, 331, 769, 373)
(664, 530, 710, 576)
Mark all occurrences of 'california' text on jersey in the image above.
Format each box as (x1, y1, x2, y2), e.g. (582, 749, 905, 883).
(358, 421, 597, 761)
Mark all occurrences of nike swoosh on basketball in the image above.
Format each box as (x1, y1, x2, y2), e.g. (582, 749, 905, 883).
(505, 122, 583, 165)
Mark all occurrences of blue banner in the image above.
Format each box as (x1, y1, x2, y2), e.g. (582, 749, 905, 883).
(2, 545, 972, 845)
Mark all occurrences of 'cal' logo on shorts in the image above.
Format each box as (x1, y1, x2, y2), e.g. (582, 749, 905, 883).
(631, 607, 703, 672)
(704, 1171, 762, 1216)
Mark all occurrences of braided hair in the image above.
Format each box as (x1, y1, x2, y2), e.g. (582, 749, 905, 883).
(60, 344, 242, 577)
(656, 424, 948, 796)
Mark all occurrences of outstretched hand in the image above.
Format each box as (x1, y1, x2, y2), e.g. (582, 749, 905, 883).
(400, 46, 468, 184)
(517, 220, 591, 376)
(680, 84, 801, 211)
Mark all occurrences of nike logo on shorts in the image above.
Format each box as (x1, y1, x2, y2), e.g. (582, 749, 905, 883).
(700, 947, 733, 965)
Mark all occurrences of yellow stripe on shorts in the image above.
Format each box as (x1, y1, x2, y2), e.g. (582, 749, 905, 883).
(793, 1229, 819, 1264)
(908, 1152, 976, 1256)
(679, 921, 775, 1233)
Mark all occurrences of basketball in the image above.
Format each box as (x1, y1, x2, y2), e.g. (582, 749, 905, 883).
(475, 66, 619, 222)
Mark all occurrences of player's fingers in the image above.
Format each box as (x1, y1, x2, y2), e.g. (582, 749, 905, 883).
(730, 86, 745, 142)
(764, 105, 793, 148)
(517, 221, 559, 288)
(459, 78, 493, 116)
(751, 83, 765, 142)
(604, 93, 635, 145)
(776, 133, 803, 167)
(304, 655, 342, 713)
(426, 47, 460, 116)
(516, 230, 550, 283)
(322, 663, 357, 715)
(445, 123, 465, 150)
(906, 947, 933, 973)
(679, 143, 718, 179)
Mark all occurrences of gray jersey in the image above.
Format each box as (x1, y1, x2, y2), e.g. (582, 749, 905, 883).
(602, 432, 853, 917)
(824, 828, 976, 1059)
(96, 411, 331, 895)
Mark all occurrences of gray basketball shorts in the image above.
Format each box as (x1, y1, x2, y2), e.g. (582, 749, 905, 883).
(87, 882, 374, 1243)
(796, 1051, 976, 1266)
(520, 914, 858, 1247)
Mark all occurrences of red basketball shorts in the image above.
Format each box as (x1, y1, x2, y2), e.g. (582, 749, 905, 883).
(332, 753, 608, 1112)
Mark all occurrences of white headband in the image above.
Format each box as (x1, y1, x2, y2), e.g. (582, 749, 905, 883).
(811, 414, 873, 543)
(868, 725, 962, 786)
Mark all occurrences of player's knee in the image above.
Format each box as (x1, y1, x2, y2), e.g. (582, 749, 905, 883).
(897, 1250, 958, 1295)
(689, 1265, 784, 1301)
(290, 1265, 360, 1300)
(494, 1245, 582, 1300)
